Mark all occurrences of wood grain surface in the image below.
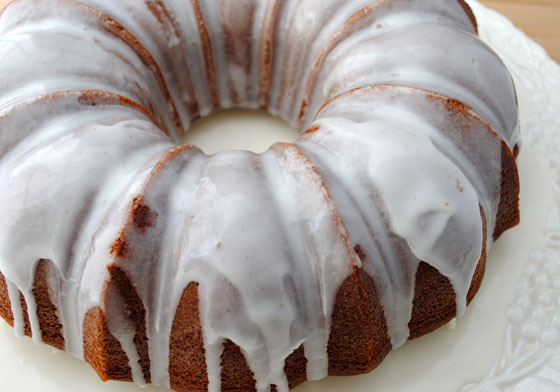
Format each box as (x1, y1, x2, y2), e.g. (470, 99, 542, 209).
(479, 0, 560, 63)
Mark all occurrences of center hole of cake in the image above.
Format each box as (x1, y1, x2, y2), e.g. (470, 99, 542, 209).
(180, 109, 299, 154)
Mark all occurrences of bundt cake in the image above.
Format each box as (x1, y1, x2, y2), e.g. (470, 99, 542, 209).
(0, 0, 520, 391)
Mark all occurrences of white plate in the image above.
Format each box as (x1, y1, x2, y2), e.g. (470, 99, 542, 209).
(1, 1, 559, 391)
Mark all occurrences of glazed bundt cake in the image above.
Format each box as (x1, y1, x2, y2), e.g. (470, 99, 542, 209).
(0, 0, 520, 391)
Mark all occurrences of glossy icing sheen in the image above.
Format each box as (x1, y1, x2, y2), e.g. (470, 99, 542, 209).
(0, 0, 519, 391)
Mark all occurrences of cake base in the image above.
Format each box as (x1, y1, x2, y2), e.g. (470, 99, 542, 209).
(0, 143, 550, 392)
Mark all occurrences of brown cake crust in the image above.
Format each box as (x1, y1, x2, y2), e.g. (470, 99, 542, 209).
(327, 266, 391, 376)
(107, 264, 152, 383)
(32, 259, 65, 350)
(191, 0, 220, 108)
(0, 184, 508, 392)
(83, 307, 133, 381)
(0, 272, 14, 326)
(83, 264, 151, 383)
(493, 141, 521, 240)
(457, 0, 478, 33)
(158, 206, 489, 391)
(220, 339, 258, 392)
(169, 282, 208, 392)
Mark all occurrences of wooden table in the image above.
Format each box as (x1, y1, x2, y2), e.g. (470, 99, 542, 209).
(479, 0, 560, 63)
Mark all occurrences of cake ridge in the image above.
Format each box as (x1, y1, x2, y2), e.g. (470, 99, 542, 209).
(293, 0, 480, 125)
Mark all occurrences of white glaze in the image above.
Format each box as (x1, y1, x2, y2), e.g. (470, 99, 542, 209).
(298, 85, 504, 346)
(0, 0, 519, 391)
